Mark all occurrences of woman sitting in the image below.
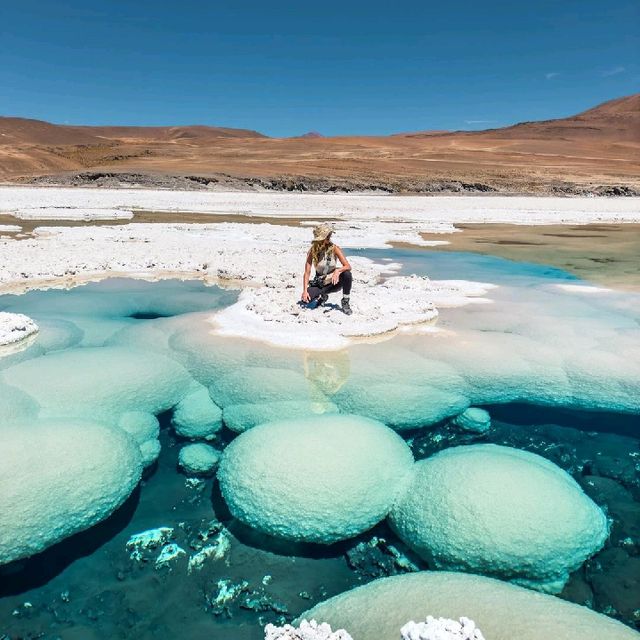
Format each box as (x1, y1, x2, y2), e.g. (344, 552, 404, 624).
(301, 224, 352, 315)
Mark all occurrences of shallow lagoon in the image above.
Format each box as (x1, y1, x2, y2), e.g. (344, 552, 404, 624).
(0, 244, 639, 639)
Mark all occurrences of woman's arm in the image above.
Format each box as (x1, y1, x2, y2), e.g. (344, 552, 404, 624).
(301, 249, 312, 302)
(331, 245, 351, 284)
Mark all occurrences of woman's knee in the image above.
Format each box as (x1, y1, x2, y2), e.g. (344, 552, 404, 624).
(342, 270, 352, 284)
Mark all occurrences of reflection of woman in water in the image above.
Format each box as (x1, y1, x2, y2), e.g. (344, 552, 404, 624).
(301, 224, 352, 315)
(304, 350, 351, 411)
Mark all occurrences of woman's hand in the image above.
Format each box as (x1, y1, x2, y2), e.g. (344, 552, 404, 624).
(331, 270, 341, 285)
(301, 290, 311, 302)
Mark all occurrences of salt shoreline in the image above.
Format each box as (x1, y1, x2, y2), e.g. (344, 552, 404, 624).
(0, 189, 638, 349)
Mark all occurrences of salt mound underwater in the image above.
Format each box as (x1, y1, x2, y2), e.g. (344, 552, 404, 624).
(0, 346, 194, 421)
(0, 419, 142, 565)
(218, 415, 414, 543)
(301, 572, 640, 640)
(389, 444, 609, 593)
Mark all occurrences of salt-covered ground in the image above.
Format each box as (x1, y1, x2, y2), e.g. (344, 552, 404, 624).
(1, 187, 639, 224)
(1, 188, 638, 349)
(0, 311, 38, 347)
(12, 207, 134, 221)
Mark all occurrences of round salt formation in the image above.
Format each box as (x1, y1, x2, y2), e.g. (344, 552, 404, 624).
(0, 419, 142, 565)
(1, 346, 194, 422)
(389, 444, 609, 593)
(118, 412, 161, 467)
(301, 571, 638, 640)
(451, 407, 491, 433)
(222, 400, 339, 433)
(334, 382, 468, 431)
(218, 415, 414, 544)
(171, 385, 222, 439)
(178, 443, 221, 476)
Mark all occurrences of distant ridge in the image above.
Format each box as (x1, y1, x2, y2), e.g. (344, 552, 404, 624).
(1, 94, 638, 194)
(0, 117, 267, 146)
(400, 94, 640, 141)
(297, 131, 323, 139)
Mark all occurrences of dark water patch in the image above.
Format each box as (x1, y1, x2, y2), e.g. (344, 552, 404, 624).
(486, 403, 640, 439)
(128, 311, 173, 320)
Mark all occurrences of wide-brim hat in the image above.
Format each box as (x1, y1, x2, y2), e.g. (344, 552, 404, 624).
(313, 223, 334, 241)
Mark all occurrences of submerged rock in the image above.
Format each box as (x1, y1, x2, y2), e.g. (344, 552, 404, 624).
(155, 543, 186, 569)
(346, 536, 420, 580)
(0, 420, 142, 565)
(389, 444, 609, 593)
(126, 527, 174, 563)
(178, 443, 222, 476)
(218, 415, 414, 543)
(301, 572, 639, 640)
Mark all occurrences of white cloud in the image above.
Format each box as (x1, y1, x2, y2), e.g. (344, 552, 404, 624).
(601, 66, 626, 77)
(545, 72, 560, 79)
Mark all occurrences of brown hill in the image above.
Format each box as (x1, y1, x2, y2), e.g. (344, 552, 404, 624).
(1, 94, 638, 193)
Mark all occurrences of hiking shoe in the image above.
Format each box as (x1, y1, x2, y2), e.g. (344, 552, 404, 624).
(308, 293, 328, 309)
(341, 297, 352, 315)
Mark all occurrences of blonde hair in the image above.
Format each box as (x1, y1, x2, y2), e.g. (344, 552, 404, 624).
(310, 239, 334, 266)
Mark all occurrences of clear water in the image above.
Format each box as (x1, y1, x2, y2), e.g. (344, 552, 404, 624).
(1, 249, 639, 639)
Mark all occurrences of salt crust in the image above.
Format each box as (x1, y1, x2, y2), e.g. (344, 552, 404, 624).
(301, 572, 640, 640)
(0, 220, 494, 349)
(0, 312, 39, 347)
(12, 207, 134, 221)
(401, 616, 485, 640)
(265, 620, 353, 640)
(0, 420, 143, 564)
(3, 188, 634, 350)
(1, 187, 638, 224)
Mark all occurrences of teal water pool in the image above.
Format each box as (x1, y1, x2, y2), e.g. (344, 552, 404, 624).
(0, 248, 639, 639)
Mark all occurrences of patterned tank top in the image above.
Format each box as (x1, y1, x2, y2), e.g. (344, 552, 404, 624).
(315, 245, 338, 277)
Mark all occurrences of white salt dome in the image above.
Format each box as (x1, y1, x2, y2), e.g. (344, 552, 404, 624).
(0, 419, 143, 564)
(178, 443, 222, 476)
(218, 414, 414, 543)
(301, 572, 639, 640)
(389, 445, 609, 593)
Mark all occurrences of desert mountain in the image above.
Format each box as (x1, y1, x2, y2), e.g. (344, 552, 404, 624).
(0, 94, 638, 193)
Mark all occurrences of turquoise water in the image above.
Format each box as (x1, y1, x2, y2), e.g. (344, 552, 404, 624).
(0, 249, 639, 638)
(354, 247, 581, 285)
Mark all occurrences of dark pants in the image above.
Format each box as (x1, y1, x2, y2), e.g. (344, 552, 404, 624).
(308, 270, 352, 300)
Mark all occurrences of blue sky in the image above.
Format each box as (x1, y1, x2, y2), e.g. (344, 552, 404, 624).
(1, 0, 638, 136)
